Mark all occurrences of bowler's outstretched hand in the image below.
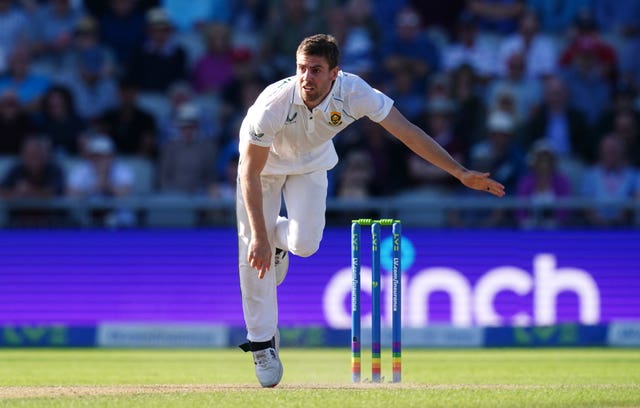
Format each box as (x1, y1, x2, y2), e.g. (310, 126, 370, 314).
(459, 171, 505, 197)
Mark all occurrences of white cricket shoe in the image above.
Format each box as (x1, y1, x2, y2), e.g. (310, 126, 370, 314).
(240, 331, 283, 388)
(274, 248, 289, 286)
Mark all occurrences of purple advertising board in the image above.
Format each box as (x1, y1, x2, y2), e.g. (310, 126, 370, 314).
(0, 229, 638, 327)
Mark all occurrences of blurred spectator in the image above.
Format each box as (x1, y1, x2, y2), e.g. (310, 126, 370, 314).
(409, 0, 466, 38)
(216, 78, 262, 177)
(0, 135, 67, 226)
(386, 66, 425, 123)
(595, 80, 640, 144)
(161, 0, 231, 32)
(382, 5, 440, 87)
(407, 97, 468, 191)
(336, 0, 380, 81)
(469, 110, 526, 194)
(0, 90, 34, 155)
(158, 80, 217, 145)
(451, 110, 525, 227)
(516, 140, 572, 229)
(126, 7, 187, 92)
(580, 134, 637, 228)
(521, 75, 593, 163)
(443, 11, 497, 79)
(608, 110, 640, 167)
(0, 135, 64, 198)
(593, 0, 640, 37)
(211, 151, 238, 201)
(158, 103, 217, 195)
(451, 64, 487, 145)
(98, 0, 147, 67)
(31, 0, 85, 65)
(0, 46, 51, 111)
(67, 134, 136, 226)
(335, 148, 376, 199)
(0, 0, 31, 72)
(488, 86, 521, 124)
(497, 8, 557, 78)
(560, 35, 612, 127)
(219, 49, 268, 125)
(229, 0, 269, 53)
(61, 16, 116, 78)
(96, 77, 157, 158)
(33, 85, 87, 156)
(527, 0, 591, 36)
(262, 0, 326, 77)
(191, 23, 234, 94)
(559, 11, 617, 83)
(56, 46, 118, 120)
(468, 0, 526, 35)
(486, 51, 542, 121)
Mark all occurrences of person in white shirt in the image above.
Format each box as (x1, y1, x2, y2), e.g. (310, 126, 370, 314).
(236, 34, 505, 387)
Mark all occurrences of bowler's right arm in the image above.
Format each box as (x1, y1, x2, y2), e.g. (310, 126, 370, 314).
(239, 142, 272, 278)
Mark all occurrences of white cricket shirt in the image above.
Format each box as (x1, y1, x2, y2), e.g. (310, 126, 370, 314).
(239, 71, 394, 175)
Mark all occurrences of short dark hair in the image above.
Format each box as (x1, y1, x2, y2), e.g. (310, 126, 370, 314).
(296, 34, 340, 69)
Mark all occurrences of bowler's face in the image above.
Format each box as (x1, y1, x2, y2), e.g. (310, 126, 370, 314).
(296, 53, 338, 110)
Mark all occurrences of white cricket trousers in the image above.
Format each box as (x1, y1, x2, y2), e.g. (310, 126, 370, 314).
(236, 171, 327, 342)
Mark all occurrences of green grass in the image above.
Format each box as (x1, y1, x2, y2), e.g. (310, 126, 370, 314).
(0, 348, 639, 407)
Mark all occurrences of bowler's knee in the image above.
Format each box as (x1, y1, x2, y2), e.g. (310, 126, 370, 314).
(289, 236, 321, 258)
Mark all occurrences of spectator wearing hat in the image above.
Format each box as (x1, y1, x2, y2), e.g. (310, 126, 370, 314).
(516, 140, 573, 229)
(55, 44, 118, 120)
(68, 134, 134, 197)
(97, 77, 157, 158)
(157, 80, 218, 146)
(98, 0, 147, 66)
(486, 51, 542, 122)
(67, 134, 136, 226)
(60, 16, 116, 78)
(469, 110, 526, 193)
(126, 7, 188, 93)
(158, 103, 217, 195)
(450, 110, 525, 227)
(442, 11, 497, 79)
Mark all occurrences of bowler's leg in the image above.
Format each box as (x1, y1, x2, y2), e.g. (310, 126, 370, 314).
(275, 170, 328, 257)
(237, 174, 285, 342)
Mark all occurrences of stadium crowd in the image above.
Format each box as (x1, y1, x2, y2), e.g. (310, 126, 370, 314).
(0, 0, 639, 229)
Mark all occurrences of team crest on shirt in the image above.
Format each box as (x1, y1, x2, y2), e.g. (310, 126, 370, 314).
(329, 111, 342, 126)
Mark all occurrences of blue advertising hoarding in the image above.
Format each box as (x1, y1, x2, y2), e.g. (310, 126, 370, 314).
(0, 229, 638, 329)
